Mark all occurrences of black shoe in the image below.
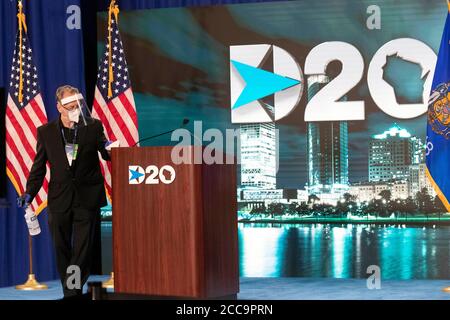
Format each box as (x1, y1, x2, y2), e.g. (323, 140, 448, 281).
(62, 289, 84, 300)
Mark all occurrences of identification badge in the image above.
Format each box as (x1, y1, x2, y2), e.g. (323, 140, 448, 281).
(65, 144, 79, 166)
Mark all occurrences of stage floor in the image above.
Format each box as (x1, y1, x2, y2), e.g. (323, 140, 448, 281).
(1, 276, 449, 300)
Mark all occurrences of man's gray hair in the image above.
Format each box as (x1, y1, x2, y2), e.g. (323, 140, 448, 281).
(56, 85, 79, 103)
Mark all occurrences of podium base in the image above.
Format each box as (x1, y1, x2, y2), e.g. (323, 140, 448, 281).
(15, 274, 48, 290)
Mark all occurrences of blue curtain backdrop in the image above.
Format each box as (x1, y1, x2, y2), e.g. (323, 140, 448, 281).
(0, 0, 284, 288)
(0, 0, 87, 288)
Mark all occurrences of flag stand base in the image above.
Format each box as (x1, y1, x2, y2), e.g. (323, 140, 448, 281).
(15, 274, 48, 290)
(102, 272, 114, 289)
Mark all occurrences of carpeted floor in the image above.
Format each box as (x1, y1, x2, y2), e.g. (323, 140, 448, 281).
(1, 276, 449, 300)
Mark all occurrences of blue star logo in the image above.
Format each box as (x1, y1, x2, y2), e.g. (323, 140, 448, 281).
(129, 168, 144, 182)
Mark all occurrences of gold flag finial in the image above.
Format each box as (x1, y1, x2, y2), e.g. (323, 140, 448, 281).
(107, 0, 120, 99)
(17, 0, 28, 103)
(448, 0, 450, 13)
(110, 0, 120, 22)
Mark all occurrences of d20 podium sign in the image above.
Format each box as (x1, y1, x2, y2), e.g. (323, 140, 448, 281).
(112, 146, 239, 298)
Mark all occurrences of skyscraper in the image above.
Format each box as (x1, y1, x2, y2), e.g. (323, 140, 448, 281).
(408, 163, 436, 198)
(369, 125, 424, 182)
(307, 75, 349, 195)
(240, 122, 277, 189)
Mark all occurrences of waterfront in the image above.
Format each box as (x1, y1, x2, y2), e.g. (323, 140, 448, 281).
(101, 222, 450, 279)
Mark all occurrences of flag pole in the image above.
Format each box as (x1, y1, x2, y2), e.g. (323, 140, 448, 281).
(15, 234, 48, 290)
(102, 0, 118, 290)
(13, 0, 47, 291)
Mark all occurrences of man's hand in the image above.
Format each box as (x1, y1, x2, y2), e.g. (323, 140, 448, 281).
(105, 140, 120, 151)
(105, 140, 120, 157)
(17, 193, 31, 208)
(105, 141, 113, 157)
(105, 141, 113, 149)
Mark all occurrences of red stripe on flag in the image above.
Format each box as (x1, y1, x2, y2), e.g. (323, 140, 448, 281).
(5, 141, 45, 208)
(43, 177, 49, 193)
(19, 105, 39, 139)
(6, 132, 33, 181)
(5, 108, 36, 162)
(118, 92, 138, 130)
(29, 98, 47, 124)
(107, 100, 135, 146)
(93, 97, 117, 141)
(99, 161, 112, 196)
(6, 149, 44, 205)
(6, 159, 25, 195)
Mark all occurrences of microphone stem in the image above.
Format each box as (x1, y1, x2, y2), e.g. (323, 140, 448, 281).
(133, 128, 177, 147)
(132, 120, 190, 147)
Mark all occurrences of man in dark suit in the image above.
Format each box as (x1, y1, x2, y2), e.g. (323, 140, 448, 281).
(17, 85, 112, 298)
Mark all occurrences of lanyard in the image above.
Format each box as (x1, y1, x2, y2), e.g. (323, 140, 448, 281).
(61, 126, 79, 163)
(61, 126, 78, 145)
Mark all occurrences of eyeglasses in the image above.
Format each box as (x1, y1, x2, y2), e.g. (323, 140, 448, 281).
(60, 102, 78, 111)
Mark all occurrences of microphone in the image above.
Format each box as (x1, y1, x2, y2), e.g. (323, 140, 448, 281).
(132, 118, 190, 147)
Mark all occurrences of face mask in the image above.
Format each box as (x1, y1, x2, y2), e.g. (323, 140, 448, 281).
(68, 108, 80, 123)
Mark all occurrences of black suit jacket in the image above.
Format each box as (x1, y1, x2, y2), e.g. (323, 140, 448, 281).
(25, 117, 111, 213)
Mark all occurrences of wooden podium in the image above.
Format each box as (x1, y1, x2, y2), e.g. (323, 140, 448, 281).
(111, 146, 239, 298)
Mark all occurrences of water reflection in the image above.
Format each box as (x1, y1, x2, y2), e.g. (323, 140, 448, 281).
(238, 223, 450, 279)
(101, 222, 450, 279)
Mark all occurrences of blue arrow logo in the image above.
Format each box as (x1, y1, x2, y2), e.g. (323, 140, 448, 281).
(231, 60, 301, 109)
(129, 168, 145, 182)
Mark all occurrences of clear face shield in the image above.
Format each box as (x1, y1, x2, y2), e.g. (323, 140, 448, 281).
(59, 93, 94, 127)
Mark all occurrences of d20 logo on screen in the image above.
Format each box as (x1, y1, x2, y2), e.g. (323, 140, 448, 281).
(230, 44, 304, 124)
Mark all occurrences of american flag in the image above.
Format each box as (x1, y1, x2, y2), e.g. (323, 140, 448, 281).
(6, 29, 49, 214)
(92, 11, 139, 201)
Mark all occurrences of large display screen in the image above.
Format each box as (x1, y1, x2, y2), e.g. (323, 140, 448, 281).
(98, 0, 450, 279)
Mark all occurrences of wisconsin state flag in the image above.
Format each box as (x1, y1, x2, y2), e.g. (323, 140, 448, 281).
(426, 1, 450, 212)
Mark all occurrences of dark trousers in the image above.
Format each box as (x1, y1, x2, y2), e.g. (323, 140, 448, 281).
(48, 206, 99, 298)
